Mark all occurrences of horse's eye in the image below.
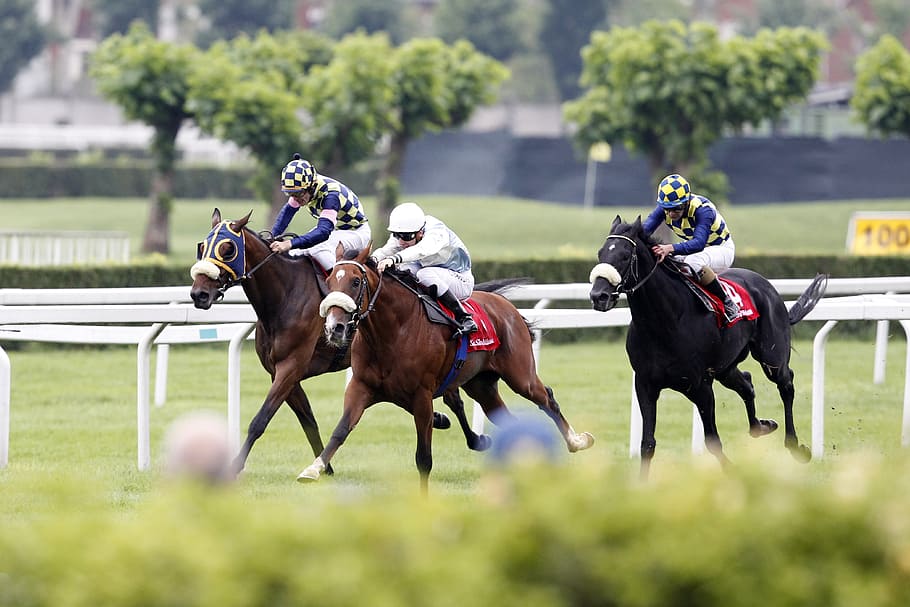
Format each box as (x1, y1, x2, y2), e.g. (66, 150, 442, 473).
(218, 241, 237, 262)
(351, 277, 361, 289)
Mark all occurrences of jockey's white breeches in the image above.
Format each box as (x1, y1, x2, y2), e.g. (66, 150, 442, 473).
(675, 238, 735, 275)
(290, 223, 372, 272)
(399, 263, 475, 300)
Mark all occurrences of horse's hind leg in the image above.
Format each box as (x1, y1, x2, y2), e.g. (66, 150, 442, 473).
(762, 362, 811, 463)
(441, 388, 492, 451)
(285, 383, 333, 475)
(716, 367, 778, 438)
(497, 372, 594, 453)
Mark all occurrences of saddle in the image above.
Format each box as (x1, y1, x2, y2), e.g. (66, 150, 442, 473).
(389, 269, 499, 351)
(663, 258, 759, 327)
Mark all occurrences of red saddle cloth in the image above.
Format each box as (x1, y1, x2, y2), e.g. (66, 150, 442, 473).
(710, 278, 760, 327)
(440, 298, 500, 351)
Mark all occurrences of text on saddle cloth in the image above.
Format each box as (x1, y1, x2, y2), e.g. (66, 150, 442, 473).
(438, 298, 500, 351)
(705, 278, 759, 327)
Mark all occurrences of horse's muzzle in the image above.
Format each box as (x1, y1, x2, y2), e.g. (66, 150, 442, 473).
(190, 287, 214, 310)
(590, 283, 617, 312)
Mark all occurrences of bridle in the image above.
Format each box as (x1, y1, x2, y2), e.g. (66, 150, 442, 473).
(598, 234, 662, 297)
(213, 232, 278, 301)
(327, 260, 384, 335)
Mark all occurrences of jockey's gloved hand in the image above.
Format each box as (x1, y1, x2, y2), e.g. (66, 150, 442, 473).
(377, 258, 395, 273)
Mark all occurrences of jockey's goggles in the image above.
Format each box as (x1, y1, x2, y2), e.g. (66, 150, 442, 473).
(392, 231, 418, 241)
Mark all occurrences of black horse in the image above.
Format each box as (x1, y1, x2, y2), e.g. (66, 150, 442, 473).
(589, 216, 827, 479)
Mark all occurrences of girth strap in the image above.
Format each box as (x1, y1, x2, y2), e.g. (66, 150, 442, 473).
(433, 334, 469, 398)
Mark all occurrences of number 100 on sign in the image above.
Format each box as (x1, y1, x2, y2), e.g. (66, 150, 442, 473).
(848, 213, 910, 255)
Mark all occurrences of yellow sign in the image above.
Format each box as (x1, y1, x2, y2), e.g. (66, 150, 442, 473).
(588, 142, 612, 163)
(848, 213, 910, 255)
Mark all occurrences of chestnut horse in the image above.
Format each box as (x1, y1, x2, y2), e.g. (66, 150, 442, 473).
(189, 209, 466, 477)
(297, 246, 595, 492)
(589, 216, 827, 479)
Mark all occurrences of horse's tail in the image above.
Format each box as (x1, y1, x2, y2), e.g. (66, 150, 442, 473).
(788, 273, 828, 325)
(474, 277, 532, 295)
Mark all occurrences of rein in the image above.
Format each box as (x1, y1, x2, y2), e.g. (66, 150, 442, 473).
(215, 231, 278, 300)
(332, 259, 385, 334)
(605, 234, 661, 295)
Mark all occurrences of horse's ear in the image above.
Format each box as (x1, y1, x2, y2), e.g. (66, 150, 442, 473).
(211, 208, 222, 228)
(335, 242, 345, 261)
(355, 243, 371, 263)
(230, 210, 253, 232)
(632, 215, 643, 233)
(611, 215, 622, 231)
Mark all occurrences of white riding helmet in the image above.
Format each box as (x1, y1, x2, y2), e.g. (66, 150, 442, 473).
(387, 202, 426, 233)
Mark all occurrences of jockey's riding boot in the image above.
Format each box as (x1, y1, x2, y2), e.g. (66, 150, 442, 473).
(705, 277, 738, 321)
(439, 290, 478, 335)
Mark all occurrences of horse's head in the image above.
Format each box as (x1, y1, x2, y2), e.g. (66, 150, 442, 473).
(190, 208, 252, 309)
(589, 215, 647, 312)
(319, 244, 377, 347)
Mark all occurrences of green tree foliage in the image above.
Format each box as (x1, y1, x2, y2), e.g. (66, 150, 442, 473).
(852, 35, 910, 139)
(374, 38, 509, 221)
(539, 0, 609, 102)
(195, 0, 295, 48)
(188, 30, 334, 217)
(0, 0, 48, 97)
(563, 20, 826, 185)
(297, 32, 396, 178)
(321, 0, 415, 45)
(434, 0, 525, 62)
(90, 0, 159, 38)
(90, 22, 199, 254)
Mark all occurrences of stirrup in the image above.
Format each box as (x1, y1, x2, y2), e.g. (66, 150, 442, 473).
(452, 318, 478, 338)
(723, 301, 739, 321)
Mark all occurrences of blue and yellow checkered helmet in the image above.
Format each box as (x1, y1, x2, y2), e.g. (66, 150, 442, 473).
(657, 174, 691, 209)
(280, 153, 316, 194)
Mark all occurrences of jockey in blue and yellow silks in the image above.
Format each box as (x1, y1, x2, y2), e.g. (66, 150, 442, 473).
(642, 173, 738, 321)
(269, 154, 371, 272)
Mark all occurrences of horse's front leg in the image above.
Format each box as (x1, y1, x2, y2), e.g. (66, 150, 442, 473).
(285, 383, 333, 476)
(233, 360, 302, 475)
(635, 376, 660, 481)
(297, 379, 371, 483)
(413, 392, 436, 495)
(687, 381, 732, 472)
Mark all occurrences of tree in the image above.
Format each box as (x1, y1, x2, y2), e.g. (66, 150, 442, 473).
(538, 0, 610, 102)
(563, 20, 826, 191)
(373, 38, 509, 221)
(434, 0, 525, 62)
(90, 0, 159, 38)
(0, 0, 48, 97)
(188, 30, 334, 218)
(321, 0, 415, 45)
(852, 35, 910, 139)
(90, 22, 199, 254)
(195, 0, 294, 48)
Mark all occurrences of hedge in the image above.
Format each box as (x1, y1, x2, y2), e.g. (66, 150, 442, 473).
(0, 255, 906, 289)
(2, 456, 910, 607)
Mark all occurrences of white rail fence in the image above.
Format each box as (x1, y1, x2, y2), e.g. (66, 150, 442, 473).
(1, 277, 909, 470)
(0, 230, 130, 266)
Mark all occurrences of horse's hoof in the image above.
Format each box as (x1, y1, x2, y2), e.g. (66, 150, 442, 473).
(433, 412, 452, 430)
(568, 431, 595, 453)
(749, 418, 779, 437)
(296, 457, 326, 483)
(790, 444, 812, 464)
(470, 434, 493, 452)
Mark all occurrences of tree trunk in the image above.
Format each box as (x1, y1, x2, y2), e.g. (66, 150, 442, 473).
(141, 170, 173, 255)
(375, 133, 409, 229)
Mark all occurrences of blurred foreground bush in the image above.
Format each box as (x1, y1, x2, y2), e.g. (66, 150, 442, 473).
(2, 455, 910, 607)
